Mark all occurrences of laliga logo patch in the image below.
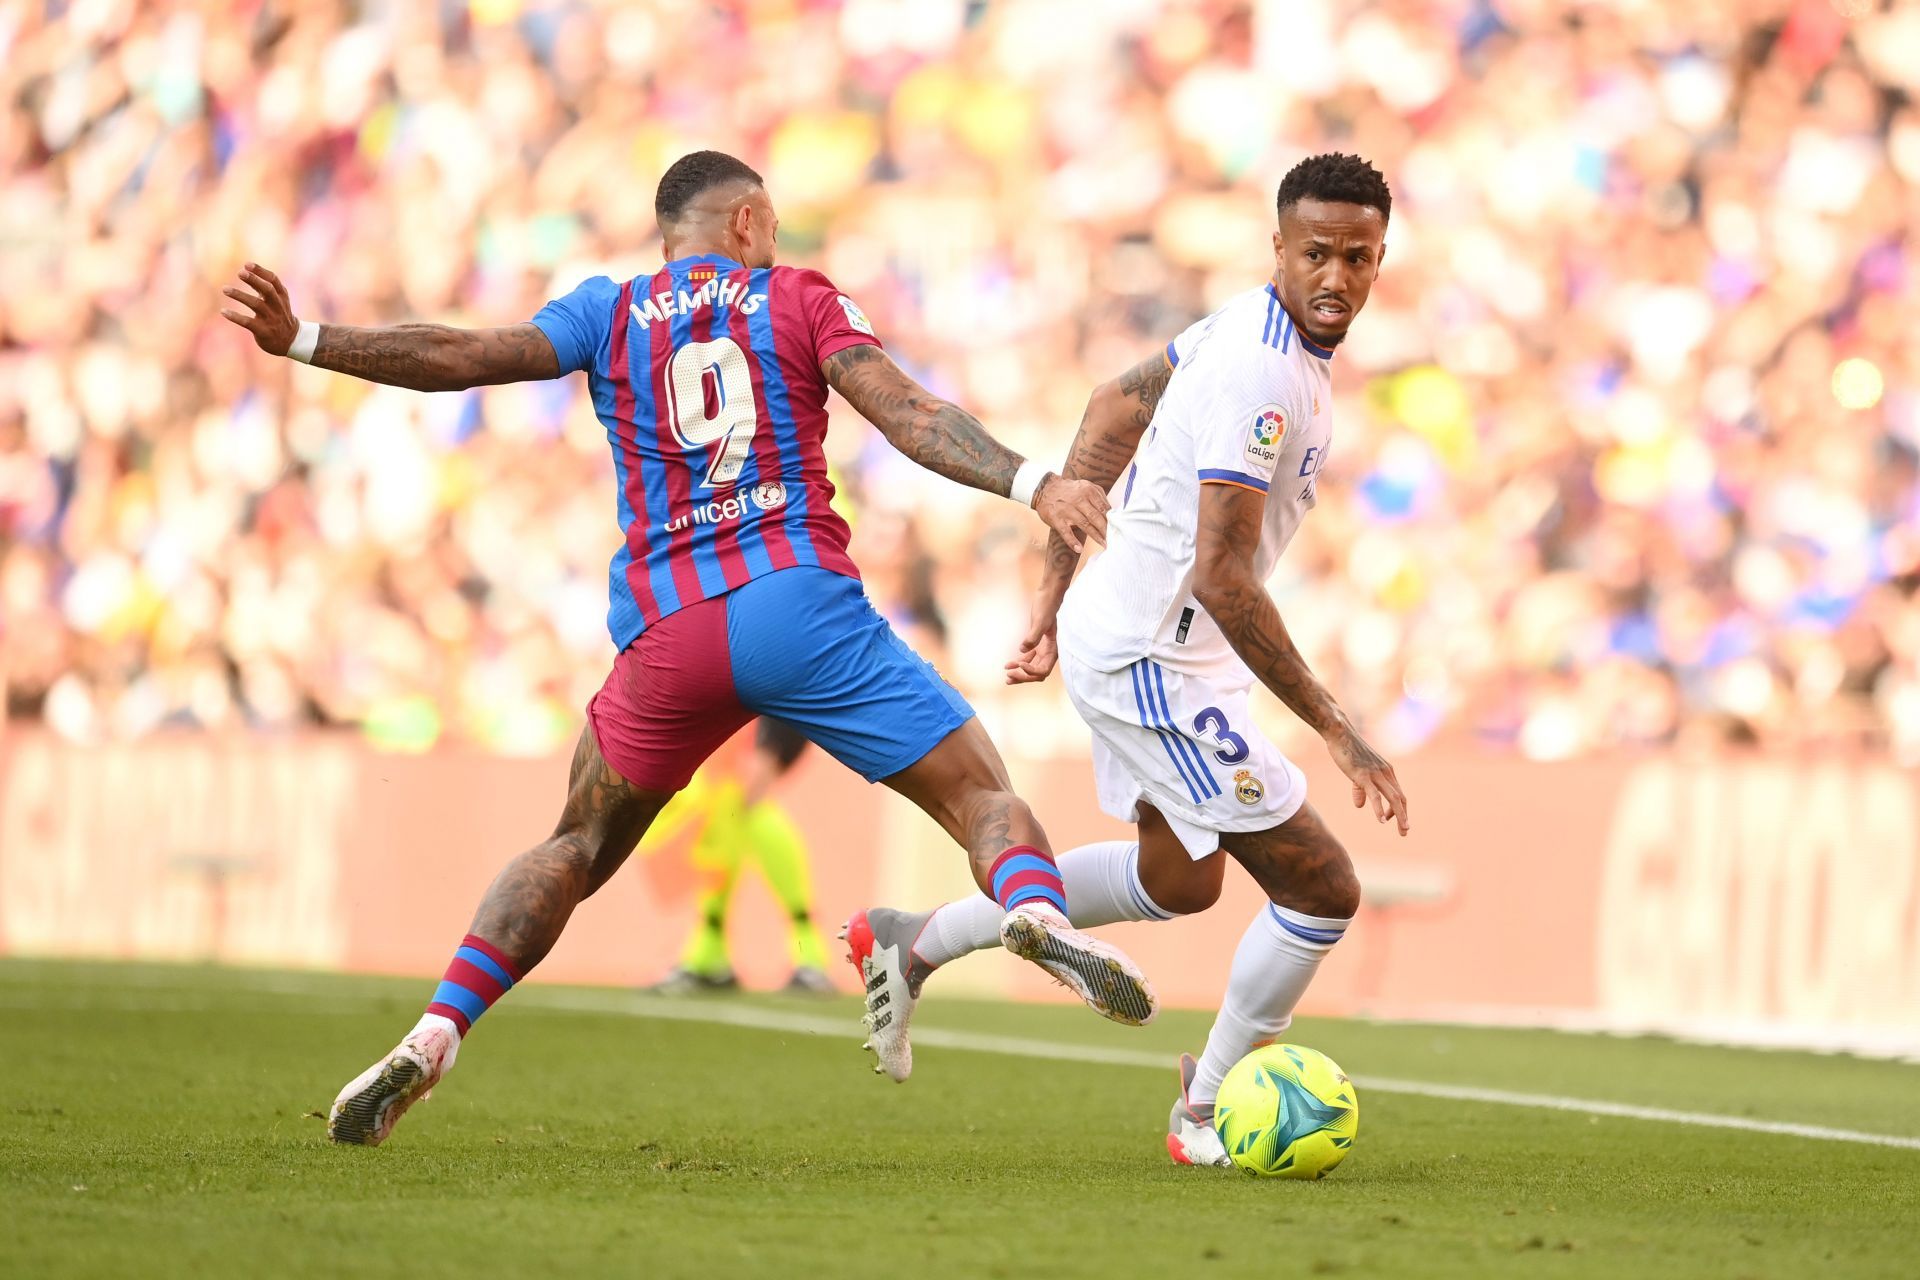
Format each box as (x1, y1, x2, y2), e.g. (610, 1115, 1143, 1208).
(1233, 769, 1265, 806)
(752, 481, 788, 510)
(1244, 403, 1285, 471)
(837, 295, 875, 336)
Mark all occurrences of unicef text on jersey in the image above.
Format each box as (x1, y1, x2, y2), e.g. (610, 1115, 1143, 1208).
(661, 481, 789, 534)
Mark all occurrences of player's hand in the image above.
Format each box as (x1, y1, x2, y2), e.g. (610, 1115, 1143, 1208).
(1004, 603, 1060, 685)
(220, 263, 299, 355)
(1031, 473, 1108, 553)
(1325, 725, 1409, 836)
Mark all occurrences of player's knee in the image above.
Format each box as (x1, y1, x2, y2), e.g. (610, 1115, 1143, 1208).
(1143, 857, 1224, 916)
(1247, 820, 1361, 920)
(1323, 868, 1362, 920)
(1154, 877, 1222, 917)
(1294, 841, 1361, 920)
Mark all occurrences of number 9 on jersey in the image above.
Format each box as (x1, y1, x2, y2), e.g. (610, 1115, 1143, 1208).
(664, 337, 760, 487)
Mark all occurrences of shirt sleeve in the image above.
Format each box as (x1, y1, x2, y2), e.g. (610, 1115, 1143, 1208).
(1192, 360, 1307, 496)
(789, 268, 882, 366)
(1163, 313, 1216, 371)
(529, 275, 620, 375)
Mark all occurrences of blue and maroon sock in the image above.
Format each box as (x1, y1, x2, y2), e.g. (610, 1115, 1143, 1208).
(423, 934, 525, 1037)
(989, 845, 1068, 916)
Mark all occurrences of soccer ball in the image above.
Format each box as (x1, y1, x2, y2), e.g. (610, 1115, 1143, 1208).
(1212, 1043, 1359, 1178)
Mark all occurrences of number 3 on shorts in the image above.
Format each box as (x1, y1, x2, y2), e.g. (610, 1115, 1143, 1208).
(1193, 706, 1250, 765)
(665, 337, 759, 487)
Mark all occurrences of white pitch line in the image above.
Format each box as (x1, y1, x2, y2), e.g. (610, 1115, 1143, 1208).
(521, 989, 1920, 1152)
(1344, 1076, 1920, 1150)
(11, 972, 1920, 1151)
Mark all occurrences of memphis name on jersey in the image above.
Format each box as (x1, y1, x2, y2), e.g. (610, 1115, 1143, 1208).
(1060, 282, 1336, 678)
(531, 255, 878, 650)
(629, 276, 766, 328)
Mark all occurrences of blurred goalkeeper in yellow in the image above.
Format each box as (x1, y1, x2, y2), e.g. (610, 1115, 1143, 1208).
(637, 718, 835, 994)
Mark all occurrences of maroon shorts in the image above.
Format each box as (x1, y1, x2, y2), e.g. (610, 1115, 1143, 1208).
(586, 594, 751, 793)
(587, 567, 973, 793)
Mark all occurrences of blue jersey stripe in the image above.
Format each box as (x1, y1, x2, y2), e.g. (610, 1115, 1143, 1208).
(668, 269, 732, 600)
(746, 270, 817, 567)
(1150, 662, 1220, 798)
(1165, 339, 1180, 368)
(625, 281, 682, 618)
(1261, 292, 1277, 347)
(594, 309, 645, 647)
(1130, 662, 1204, 805)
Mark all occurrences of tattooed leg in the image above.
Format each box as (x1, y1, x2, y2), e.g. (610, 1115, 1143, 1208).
(465, 723, 671, 970)
(327, 725, 668, 1144)
(881, 718, 1045, 891)
(1220, 802, 1361, 918)
(866, 718, 1158, 1044)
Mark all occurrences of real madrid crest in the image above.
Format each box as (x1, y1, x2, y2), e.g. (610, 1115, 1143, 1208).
(1233, 769, 1264, 806)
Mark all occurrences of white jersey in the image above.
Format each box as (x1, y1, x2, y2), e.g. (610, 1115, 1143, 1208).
(1059, 283, 1335, 681)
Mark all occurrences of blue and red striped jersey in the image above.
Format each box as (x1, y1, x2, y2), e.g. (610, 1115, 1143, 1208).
(531, 254, 873, 648)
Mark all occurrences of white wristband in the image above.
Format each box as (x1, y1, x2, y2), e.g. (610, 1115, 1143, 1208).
(1011, 459, 1053, 508)
(286, 319, 320, 364)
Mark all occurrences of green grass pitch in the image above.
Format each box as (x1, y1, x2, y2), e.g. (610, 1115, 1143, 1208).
(4, 959, 1918, 1278)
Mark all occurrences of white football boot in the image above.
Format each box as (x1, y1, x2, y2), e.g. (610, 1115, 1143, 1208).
(841, 908, 936, 1082)
(998, 900, 1158, 1026)
(326, 1021, 460, 1146)
(1167, 1052, 1233, 1167)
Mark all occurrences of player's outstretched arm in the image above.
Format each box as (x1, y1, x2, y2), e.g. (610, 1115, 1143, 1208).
(1007, 352, 1173, 685)
(820, 344, 1107, 552)
(220, 263, 560, 391)
(1192, 482, 1410, 835)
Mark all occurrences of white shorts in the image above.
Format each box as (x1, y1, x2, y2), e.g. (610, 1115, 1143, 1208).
(1060, 650, 1307, 859)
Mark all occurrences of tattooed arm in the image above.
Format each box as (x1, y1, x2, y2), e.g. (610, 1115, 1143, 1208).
(1192, 481, 1411, 834)
(1006, 351, 1172, 684)
(220, 262, 560, 391)
(307, 323, 559, 391)
(821, 343, 1110, 552)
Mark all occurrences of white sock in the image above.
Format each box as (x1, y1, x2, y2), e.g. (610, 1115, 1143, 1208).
(913, 841, 1175, 968)
(1187, 903, 1352, 1110)
(914, 893, 1004, 968)
(410, 1011, 462, 1042)
(1057, 839, 1179, 927)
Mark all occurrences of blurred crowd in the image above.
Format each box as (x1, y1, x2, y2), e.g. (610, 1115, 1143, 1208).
(5, 0, 1920, 763)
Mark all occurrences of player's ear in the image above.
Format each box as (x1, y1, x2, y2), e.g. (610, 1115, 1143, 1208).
(1271, 228, 1285, 268)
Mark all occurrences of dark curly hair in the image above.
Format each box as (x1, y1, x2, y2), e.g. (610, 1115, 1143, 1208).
(654, 150, 764, 225)
(1276, 152, 1391, 224)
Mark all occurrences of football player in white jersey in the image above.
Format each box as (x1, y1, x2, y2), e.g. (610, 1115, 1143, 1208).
(843, 154, 1407, 1164)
